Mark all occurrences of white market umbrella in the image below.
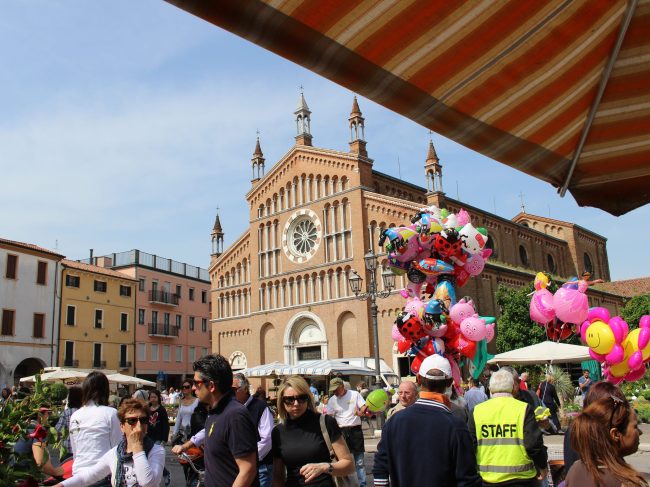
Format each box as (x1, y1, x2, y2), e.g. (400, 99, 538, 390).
(487, 341, 591, 366)
(106, 373, 156, 387)
(19, 369, 89, 384)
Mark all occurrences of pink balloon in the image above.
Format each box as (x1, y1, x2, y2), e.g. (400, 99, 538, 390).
(391, 324, 404, 342)
(553, 287, 588, 325)
(588, 307, 611, 323)
(460, 315, 487, 341)
(530, 288, 555, 325)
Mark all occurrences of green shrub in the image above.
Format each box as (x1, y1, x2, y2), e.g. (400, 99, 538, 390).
(637, 403, 650, 423)
(47, 382, 69, 403)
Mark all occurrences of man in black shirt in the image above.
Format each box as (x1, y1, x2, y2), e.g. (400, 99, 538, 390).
(192, 354, 259, 487)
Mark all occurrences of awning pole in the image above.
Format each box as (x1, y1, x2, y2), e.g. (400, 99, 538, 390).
(559, 0, 637, 197)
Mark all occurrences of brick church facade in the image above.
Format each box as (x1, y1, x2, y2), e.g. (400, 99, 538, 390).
(208, 94, 624, 377)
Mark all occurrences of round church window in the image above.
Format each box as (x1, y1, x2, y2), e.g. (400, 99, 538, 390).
(290, 218, 318, 255)
(283, 209, 322, 263)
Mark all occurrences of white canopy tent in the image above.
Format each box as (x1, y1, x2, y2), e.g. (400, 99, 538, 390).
(241, 361, 290, 378)
(106, 373, 157, 387)
(275, 360, 376, 377)
(487, 341, 592, 366)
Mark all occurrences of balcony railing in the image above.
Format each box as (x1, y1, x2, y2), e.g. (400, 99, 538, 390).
(148, 289, 179, 306)
(64, 359, 79, 367)
(148, 323, 179, 337)
(120, 361, 132, 369)
(92, 360, 107, 369)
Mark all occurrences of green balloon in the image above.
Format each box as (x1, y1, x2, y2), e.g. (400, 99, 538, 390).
(366, 389, 390, 412)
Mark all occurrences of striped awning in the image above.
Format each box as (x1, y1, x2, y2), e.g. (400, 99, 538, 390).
(242, 361, 290, 378)
(275, 360, 376, 376)
(165, 0, 650, 216)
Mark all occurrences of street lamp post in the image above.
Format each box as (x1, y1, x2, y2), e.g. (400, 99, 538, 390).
(348, 249, 396, 427)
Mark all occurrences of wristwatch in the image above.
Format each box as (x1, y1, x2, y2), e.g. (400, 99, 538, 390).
(328, 463, 334, 474)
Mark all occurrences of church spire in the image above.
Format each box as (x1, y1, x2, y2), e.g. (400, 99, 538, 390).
(294, 88, 312, 146)
(424, 135, 443, 194)
(251, 133, 265, 182)
(211, 209, 224, 258)
(348, 96, 367, 157)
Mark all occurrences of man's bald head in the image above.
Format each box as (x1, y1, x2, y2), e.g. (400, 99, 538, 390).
(397, 381, 418, 408)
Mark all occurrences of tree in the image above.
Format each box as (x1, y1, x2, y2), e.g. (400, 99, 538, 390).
(495, 283, 546, 353)
(620, 294, 650, 329)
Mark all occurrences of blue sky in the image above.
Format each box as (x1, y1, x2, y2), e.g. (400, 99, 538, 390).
(1, 1, 647, 281)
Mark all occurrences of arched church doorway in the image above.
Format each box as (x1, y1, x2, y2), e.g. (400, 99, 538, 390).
(284, 313, 328, 364)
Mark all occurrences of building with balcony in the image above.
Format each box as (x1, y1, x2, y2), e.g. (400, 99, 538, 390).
(59, 260, 137, 375)
(87, 250, 211, 387)
(0, 238, 64, 386)
(209, 95, 628, 379)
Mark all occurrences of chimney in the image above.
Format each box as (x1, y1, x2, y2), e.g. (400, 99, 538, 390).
(89, 249, 94, 265)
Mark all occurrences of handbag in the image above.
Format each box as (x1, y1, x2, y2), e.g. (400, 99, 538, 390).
(319, 414, 360, 487)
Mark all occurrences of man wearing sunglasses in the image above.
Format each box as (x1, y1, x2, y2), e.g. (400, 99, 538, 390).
(191, 354, 259, 487)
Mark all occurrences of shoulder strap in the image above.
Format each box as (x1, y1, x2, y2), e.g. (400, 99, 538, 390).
(319, 413, 335, 458)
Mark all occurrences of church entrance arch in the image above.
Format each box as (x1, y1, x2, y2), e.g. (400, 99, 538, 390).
(284, 312, 328, 364)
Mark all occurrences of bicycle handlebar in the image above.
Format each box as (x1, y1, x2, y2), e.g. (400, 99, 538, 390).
(177, 452, 204, 475)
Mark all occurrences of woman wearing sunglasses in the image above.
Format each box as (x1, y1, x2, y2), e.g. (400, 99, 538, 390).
(564, 394, 646, 487)
(272, 376, 354, 486)
(172, 381, 200, 445)
(55, 398, 166, 487)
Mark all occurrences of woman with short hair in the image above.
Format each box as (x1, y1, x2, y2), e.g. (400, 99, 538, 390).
(55, 398, 165, 487)
(271, 376, 354, 487)
(565, 394, 646, 487)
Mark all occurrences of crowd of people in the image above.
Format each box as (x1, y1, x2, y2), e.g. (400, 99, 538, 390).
(4, 355, 647, 487)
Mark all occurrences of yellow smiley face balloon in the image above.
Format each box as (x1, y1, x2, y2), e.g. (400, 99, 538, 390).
(585, 320, 615, 355)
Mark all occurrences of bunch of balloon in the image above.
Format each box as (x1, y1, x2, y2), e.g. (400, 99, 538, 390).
(581, 308, 650, 384)
(383, 205, 496, 389)
(529, 272, 590, 341)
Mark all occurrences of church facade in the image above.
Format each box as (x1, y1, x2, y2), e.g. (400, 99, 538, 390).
(208, 95, 623, 377)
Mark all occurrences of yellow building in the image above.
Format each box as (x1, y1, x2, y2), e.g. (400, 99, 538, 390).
(59, 260, 137, 375)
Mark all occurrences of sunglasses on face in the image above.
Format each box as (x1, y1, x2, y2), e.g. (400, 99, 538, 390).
(123, 416, 148, 426)
(282, 394, 309, 405)
(182, 384, 192, 389)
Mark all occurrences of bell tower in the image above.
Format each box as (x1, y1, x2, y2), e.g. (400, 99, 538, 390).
(348, 96, 367, 157)
(294, 89, 313, 146)
(251, 134, 265, 183)
(425, 136, 446, 207)
(211, 211, 224, 261)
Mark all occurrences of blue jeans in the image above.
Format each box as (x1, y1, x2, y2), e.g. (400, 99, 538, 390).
(354, 452, 366, 487)
(258, 462, 273, 487)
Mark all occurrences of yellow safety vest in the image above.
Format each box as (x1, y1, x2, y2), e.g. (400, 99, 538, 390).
(473, 396, 537, 483)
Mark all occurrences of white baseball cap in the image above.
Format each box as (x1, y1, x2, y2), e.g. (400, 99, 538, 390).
(418, 354, 452, 380)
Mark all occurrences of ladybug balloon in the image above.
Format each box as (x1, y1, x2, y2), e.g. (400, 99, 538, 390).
(396, 312, 425, 342)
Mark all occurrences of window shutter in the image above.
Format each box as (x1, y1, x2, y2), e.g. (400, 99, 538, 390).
(6, 255, 17, 279)
(33, 313, 45, 338)
(2, 310, 15, 335)
(37, 261, 47, 285)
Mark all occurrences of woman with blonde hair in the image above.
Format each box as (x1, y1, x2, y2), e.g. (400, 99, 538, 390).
(565, 394, 646, 487)
(272, 375, 354, 487)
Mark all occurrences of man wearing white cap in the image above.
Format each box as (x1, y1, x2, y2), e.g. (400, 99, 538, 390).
(373, 354, 482, 487)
